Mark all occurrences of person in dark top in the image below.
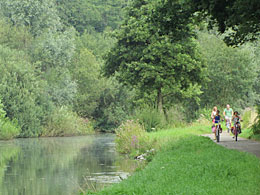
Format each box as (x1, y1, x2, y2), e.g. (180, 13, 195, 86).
(212, 110, 222, 140)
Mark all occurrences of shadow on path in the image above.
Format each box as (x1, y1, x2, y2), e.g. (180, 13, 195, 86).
(202, 132, 260, 158)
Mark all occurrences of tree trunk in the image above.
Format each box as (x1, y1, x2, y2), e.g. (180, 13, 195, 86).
(157, 87, 163, 114)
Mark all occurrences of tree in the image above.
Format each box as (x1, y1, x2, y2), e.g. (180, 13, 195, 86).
(104, 0, 206, 112)
(198, 32, 258, 109)
(189, 0, 260, 46)
(56, 0, 128, 33)
(70, 48, 102, 118)
(0, 0, 62, 37)
(0, 45, 48, 137)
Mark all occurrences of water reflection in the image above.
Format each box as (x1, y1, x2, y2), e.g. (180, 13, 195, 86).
(0, 134, 135, 195)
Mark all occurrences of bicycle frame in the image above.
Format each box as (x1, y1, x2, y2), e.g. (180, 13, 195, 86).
(215, 120, 221, 142)
(226, 119, 231, 133)
(234, 122, 241, 142)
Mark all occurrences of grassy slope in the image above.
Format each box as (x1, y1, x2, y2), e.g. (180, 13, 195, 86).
(87, 125, 260, 195)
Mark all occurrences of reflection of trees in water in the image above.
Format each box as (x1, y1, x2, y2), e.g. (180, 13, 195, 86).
(0, 135, 131, 194)
(0, 145, 20, 191)
(0, 137, 93, 195)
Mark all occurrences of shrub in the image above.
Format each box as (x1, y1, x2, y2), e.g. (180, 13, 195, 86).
(164, 107, 186, 128)
(42, 106, 94, 137)
(115, 120, 154, 157)
(252, 105, 260, 135)
(0, 119, 21, 140)
(242, 108, 257, 129)
(134, 107, 166, 132)
(0, 97, 21, 140)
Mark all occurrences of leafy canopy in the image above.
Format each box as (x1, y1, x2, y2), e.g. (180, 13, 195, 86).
(104, 0, 206, 109)
(189, 0, 260, 46)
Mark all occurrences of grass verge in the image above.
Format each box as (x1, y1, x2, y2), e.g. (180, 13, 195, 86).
(86, 125, 260, 195)
(240, 128, 260, 141)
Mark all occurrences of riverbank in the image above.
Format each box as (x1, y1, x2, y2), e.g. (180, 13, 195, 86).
(86, 125, 260, 194)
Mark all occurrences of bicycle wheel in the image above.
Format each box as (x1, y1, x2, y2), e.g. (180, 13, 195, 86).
(227, 122, 230, 133)
(235, 128, 238, 142)
(216, 126, 220, 142)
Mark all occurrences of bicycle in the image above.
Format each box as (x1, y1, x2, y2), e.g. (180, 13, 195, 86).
(233, 119, 242, 142)
(215, 120, 222, 142)
(226, 119, 231, 133)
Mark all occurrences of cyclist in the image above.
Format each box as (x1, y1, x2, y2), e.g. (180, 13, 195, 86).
(223, 104, 233, 132)
(211, 106, 217, 125)
(232, 111, 242, 136)
(213, 110, 222, 140)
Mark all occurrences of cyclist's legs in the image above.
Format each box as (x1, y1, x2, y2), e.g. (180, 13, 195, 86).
(225, 116, 231, 132)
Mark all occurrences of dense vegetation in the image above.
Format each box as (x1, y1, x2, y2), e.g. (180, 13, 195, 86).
(0, 0, 259, 140)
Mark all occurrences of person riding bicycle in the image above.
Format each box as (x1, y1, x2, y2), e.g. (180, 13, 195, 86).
(211, 106, 218, 125)
(213, 110, 222, 139)
(232, 111, 242, 134)
(223, 104, 233, 132)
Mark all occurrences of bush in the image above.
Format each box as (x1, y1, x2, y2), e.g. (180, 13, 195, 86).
(0, 96, 21, 140)
(115, 120, 154, 157)
(42, 106, 94, 137)
(134, 107, 166, 132)
(242, 108, 257, 129)
(0, 119, 21, 140)
(252, 105, 260, 135)
(164, 107, 187, 128)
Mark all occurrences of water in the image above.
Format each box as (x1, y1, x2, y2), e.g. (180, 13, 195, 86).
(0, 134, 135, 195)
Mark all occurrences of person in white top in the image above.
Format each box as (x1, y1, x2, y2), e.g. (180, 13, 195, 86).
(211, 106, 217, 122)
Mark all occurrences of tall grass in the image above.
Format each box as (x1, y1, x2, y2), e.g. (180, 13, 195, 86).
(134, 106, 187, 132)
(134, 107, 165, 132)
(115, 120, 154, 157)
(43, 106, 94, 137)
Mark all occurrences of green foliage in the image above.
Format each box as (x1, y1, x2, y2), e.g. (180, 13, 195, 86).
(0, 45, 48, 137)
(194, 107, 213, 122)
(0, 119, 21, 140)
(75, 31, 115, 60)
(44, 68, 77, 107)
(198, 32, 257, 109)
(56, 0, 127, 33)
(134, 107, 165, 132)
(70, 48, 101, 117)
(164, 106, 187, 128)
(252, 105, 260, 135)
(90, 136, 260, 195)
(189, 0, 260, 45)
(0, 0, 62, 36)
(0, 19, 32, 51)
(241, 108, 257, 129)
(0, 98, 6, 119)
(115, 120, 153, 157)
(104, 0, 206, 111)
(31, 29, 76, 71)
(0, 97, 21, 140)
(93, 79, 134, 131)
(43, 106, 94, 137)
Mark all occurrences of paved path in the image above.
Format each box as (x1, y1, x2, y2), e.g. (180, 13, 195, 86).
(203, 132, 260, 158)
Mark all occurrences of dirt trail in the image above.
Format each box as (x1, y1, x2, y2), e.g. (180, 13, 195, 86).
(203, 132, 260, 158)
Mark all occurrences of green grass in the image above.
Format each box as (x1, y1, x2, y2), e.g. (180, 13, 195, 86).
(240, 128, 260, 141)
(87, 136, 260, 195)
(147, 124, 211, 150)
(86, 125, 260, 195)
